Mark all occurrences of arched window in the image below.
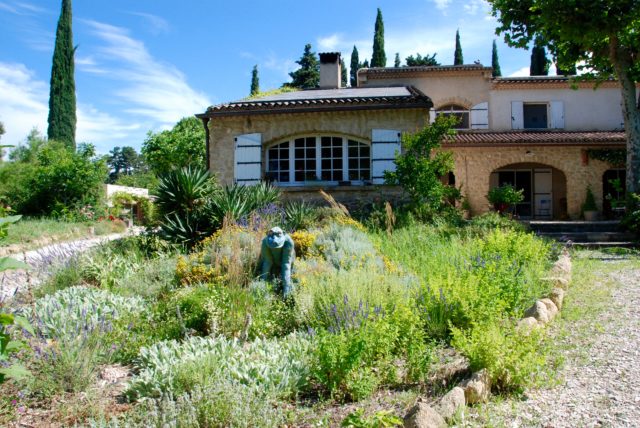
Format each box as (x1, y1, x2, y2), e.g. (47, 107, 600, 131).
(437, 104, 469, 129)
(266, 136, 371, 185)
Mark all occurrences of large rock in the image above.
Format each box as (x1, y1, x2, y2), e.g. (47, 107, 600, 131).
(517, 316, 539, 334)
(542, 276, 570, 290)
(524, 300, 550, 324)
(549, 287, 565, 310)
(404, 402, 446, 428)
(540, 298, 559, 319)
(435, 386, 466, 421)
(461, 369, 491, 404)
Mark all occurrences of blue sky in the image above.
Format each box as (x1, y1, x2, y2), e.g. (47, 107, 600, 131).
(0, 0, 538, 153)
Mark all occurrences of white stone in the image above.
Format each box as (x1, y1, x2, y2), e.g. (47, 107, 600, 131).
(462, 369, 491, 404)
(525, 300, 550, 324)
(435, 386, 466, 420)
(403, 402, 446, 428)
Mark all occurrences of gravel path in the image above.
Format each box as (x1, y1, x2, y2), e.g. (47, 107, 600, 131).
(0, 229, 141, 301)
(464, 252, 640, 427)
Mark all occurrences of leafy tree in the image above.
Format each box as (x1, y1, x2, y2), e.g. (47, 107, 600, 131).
(142, 116, 206, 176)
(555, 51, 576, 76)
(405, 53, 440, 67)
(362, 59, 369, 68)
(384, 116, 458, 211)
(9, 129, 47, 163)
(107, 146, 144, 182)
(371, 8, 387, 67)
(350, 46, 360, 87)
(394, 53, 401, 67)
(454, 29, 464, 65)
(529, 37, 550, 76)
(0, 121, 5, 161)
(488, 0, 640, 192)
(340, 58, 348, 88)
(47, 0, 76, 150)
(287, 44, 319, 89)
(250, 65, 259, 96)
(492, 40, 502, 77)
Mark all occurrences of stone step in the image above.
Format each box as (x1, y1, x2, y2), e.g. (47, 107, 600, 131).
(570, 241, 637, 249)
(526, 220, 624, 234)
(536, 231, 636, 243)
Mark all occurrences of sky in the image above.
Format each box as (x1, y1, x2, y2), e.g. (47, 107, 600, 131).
(0, 0, 542, 154)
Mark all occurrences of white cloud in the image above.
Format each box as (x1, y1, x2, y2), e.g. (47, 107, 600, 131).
(128, 11, 170, 35)
(318, 34, 343, 51)
(0, 62, 147, 153)
(0, 1, 45, 15)
(463, 0, 489, 15)
(432, 0, 452, 11)
(508, 66, 530, 77)
(82, 20, 211, 127)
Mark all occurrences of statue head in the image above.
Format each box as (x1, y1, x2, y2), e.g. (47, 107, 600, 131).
(266, 226, 286, 249)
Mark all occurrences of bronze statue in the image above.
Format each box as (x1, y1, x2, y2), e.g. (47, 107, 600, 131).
(259, 227, 295, 297)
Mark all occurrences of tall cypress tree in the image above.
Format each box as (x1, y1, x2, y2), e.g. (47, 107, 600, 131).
(491, 40, 502, 77)
(454, 29, 464, 65)
(394, 53, 401, 67)
(47, 0, 76, 149)
(530, 37, 550, 76)
(371, 8, 386, 67)
(340, 58, 348, 88)
(350, 46, 360, 87)
(362, 59, 369, 68)
(250, 65, 259, 96)
(288, 44, 320, 89)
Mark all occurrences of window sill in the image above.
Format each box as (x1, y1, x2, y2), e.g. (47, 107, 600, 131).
(276, 183, 399, 192)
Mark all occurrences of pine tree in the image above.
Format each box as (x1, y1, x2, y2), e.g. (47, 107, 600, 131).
(47, 0, 76, 149)
(454, 29, 464, 65)
(530, 37, 550, 76)
(340, 58, 348, 88)
(405, 53, 440, 66)
(250, 65, 259, 96)
(491, 40, 502, 77)
(288, 44, 320, 89)
(362, 59, 369, 68)
(394, 53, 401, 67)
(350, 46, 360, 87)
(371, 8, 386, 67)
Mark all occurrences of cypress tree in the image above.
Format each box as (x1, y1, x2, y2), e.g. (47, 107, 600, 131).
(250, 65, 259, 96)
(47, 0, 76, 149)
(394, 53, 401, 67)
(288, 44, 320, 89)
(371, 8, 386, 67)
(362, 59, 369, 68)
(350, 45, 360, 87)
(454, 29, 464, 65)
(530, 37, 550, 76)
(340, 58, 348, 88)
(491, 40, 502, 77)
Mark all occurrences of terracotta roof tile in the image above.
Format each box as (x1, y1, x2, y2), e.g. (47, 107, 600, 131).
(446, 131, 625, 146)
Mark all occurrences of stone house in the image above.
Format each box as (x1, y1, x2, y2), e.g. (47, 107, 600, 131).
(197, 53, 626, 220)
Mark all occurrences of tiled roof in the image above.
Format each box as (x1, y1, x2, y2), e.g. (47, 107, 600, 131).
(446, 131, 626, 146)
(198, 86, 432, 117)
(362, 64, 492, 74)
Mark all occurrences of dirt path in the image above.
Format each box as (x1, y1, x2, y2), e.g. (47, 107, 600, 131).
(0, 228, 142, 301)
(463, 251, 640, 427)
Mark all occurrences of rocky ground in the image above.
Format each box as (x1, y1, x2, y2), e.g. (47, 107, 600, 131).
(462, 250, 640, 428)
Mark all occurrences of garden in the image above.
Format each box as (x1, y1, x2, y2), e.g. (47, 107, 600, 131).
(0, 158, 562, 426)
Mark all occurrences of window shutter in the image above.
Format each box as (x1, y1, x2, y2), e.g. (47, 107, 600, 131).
(511, 101, 524, 130)
(429, 109, 436, 124)
(234, 133, 262, 185)
(371, 129, 401, 185)
(549, 101, 564, 129)
(470, 102, 489, 129)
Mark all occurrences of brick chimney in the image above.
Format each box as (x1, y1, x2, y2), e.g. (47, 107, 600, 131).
(319, 52, 341, 89)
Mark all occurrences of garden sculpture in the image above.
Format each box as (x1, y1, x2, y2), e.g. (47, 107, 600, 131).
(259, 226, 295, 297)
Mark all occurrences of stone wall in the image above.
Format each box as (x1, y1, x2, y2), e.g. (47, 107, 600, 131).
(448, 145, 613, 219)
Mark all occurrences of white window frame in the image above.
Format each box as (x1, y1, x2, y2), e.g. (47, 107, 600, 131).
(436, 104, 470, 129)
(265, 135, 371, 186)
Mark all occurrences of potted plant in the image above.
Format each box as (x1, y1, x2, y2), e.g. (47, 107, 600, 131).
(582, 186, 599, 221)
(487, 184, 524, 215)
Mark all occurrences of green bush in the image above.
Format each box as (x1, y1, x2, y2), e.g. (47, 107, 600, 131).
(311, 224, 382, 270)
(284, 200, 318, 231)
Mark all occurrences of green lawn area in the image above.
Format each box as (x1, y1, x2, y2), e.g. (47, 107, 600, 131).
(0, 217, 126, 252)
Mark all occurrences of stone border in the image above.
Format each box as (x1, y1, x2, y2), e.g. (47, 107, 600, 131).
(403, 248, 573, 428)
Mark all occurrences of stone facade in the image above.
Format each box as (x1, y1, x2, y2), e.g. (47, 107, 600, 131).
(447, 144, 613, 219)
(207, 108, 427, 185)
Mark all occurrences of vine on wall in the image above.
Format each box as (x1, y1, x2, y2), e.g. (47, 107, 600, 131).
(587, 149, 626, 167)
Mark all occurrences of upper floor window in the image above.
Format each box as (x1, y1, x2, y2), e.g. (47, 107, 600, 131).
(266, 136, 371, 185)
(523, 103, 548, 129)
(437, 104, 470, 129)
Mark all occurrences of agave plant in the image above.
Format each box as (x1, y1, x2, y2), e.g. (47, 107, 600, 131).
(155, 166, 215, 216)
(210, 182, 281, 225)
(245, 182, 281, 211)
(284, 201, 318, 231)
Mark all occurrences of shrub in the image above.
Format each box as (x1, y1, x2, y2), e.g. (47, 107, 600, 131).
(290, 229, 317, 258)
(487, 184, 525, 206)
(311, 224, 382, 270)
(284, 200, 318, 231)
(125, 333, 312, 401)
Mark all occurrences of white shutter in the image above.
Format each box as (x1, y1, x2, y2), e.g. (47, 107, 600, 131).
(470, 102, 489, 129)
(234, 133, 262, 185)
(549, 101, 564, 129)
(429, 109, 436, 124)
(511, 101, 524, 130)
(371, 129, 401, 185)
